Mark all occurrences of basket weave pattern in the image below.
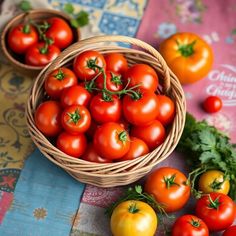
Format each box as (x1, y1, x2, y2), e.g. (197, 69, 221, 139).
(26, 35, 186, 187)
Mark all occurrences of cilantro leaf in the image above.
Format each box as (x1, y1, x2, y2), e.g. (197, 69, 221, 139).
(63, 3, 74, 14)
(19, 0, 32, 12)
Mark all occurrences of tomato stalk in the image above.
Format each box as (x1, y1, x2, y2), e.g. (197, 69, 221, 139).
(208, 195, 220, 209)
(176, 40, 196, 57)
(22, 24, 30, 34)
(128, 203, 140, 214)
(67, 108, 81, 124)
(54, 68, 65, 80)
(210, 175, 227, 191)
(190, 218, 200, 228)
(119, 131, 128, 143)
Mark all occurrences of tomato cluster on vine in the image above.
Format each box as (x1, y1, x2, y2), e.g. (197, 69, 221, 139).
(8, 17, 74, 66)
(34, 50, 175, 163)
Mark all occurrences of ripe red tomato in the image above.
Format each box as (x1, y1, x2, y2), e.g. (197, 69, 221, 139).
(195, 193, 236, 232)
(145, 167, 191, 213)
(61, 105, 91, 135)
(131, 120, 166, 150)
(73, 50, 106, 81)
(223, 225, 236, 236)
(45, 17, 73, 49)
(123, 91, 159, 126)
(44, 67, 77, 99)
(25, 43, 60, 66)
(93, 122, 130, 160)
(124, 64, 158, 92)
(8, 24, 38, 54)
(96, 71, 124, 92)
(56, 132, 87, 158)
(171, 215, 209, 236)
(119, 137, 149, 161)
(203, 96, 222, 113)
(156, 95, 175, 126)
(82, 143, 112, 163)
(89, 94, 122, 124)
(104, 53, 128, 75)
(34, 101, 62, 137)
(60, 85, 92, 108)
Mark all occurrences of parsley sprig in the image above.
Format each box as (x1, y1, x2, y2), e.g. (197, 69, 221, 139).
(178, 113, 236, 200)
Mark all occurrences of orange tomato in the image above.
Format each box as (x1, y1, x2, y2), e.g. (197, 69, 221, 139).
(110, 200, 158, 236)
(145, 167, 190, 213)
(159, 32, 213, 84)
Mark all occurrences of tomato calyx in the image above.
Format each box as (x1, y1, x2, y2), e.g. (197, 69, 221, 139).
(118, 131, 128, 143)
(164, 174, 180, 189)
(54, 68, 65, 80)
(176, 40, 196, 57)
(208, 194, 220, 209)
(189, 218, 200, 228)
(110, 72, 122, 86)
(210, 178, 224, 191)
(22, 24, 31, 34)
(128, 203, 140, 214)
(67, 108, 81, 124)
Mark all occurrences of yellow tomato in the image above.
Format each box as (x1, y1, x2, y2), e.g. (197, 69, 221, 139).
(159, 32, 213, 84)
(198, 170, 230, 194)
(110, 200, 158, 236)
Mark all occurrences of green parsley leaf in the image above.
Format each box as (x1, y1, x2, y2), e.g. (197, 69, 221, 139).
(63, 3, 74, 14)
(75, 10, 89, 27)
(19, 0, 32, 12)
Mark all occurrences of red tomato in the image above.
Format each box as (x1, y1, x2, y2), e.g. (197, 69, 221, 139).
(223, 225, 236, 236)
(56, 132, 87, 158)
(44, 67, 77, 99)
(195, 193, 236, 232)
(73, 50, 106, 81)
(61, 105, 91, 135)
(119, 137, 149, 161)
(8, 24, 38, 54)
(96, 71, 124, 92)
(60, 85, 92, 108)
(145, 167, 191, 213)
(156, 95, 175, 126)
(25, 43, 60, 66)
(124, 64, 158, 92)
(104, 53, 128, 75)
(123, 91, 159, 126)
(45, 17, 73, 49)
(203, 96, 222, 113)
(131, 120, 166, 150)
(89, 94, 122, 124)
(172, 215, 209, 236)
(34, 101, 62, 137)
(82, 143, 112, 163)
(93, 122, 130, 160)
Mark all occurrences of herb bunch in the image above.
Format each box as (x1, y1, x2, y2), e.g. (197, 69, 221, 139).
(177, 113, 236, 200)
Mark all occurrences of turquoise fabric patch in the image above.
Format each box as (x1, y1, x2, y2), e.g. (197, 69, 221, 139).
(0, 149, 85, 236)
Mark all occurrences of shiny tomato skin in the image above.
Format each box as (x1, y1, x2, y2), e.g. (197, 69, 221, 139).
(119, 137, 149, 161)
(131, 120, 166, 150)
(34, 101, 62, 137)
(89, 94, 122, 124)
(60, 85, 92, 108)
(104, 53, 128, 75)
(156, 95, 175, 126)
(223, 225, 236, 236)
(56, 132, 87, 158)
(73, 50, 106, 81)
(203, 96, 222, 113)
(44, 67, 77, 99)
(159, 32, 213, 84)
(123, 91, 159, 126)
(195, 193, 236, 232)
(25, 43, 60, 66)
(96, 71, 124, 92)
(61, 105, 91, 135)
(8, 24, 38, 54)
(45, 17, 73, 49)
(82, 143, 112, 163)
(145, 167, 191, 213)
(171, 215, 209, 236)
(93, 122, 130, 160)
(124, 64, 158, 92)
(111, 200, 158, 236)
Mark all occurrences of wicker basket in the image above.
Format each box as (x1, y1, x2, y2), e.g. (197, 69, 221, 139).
(26, 35, 186, 187)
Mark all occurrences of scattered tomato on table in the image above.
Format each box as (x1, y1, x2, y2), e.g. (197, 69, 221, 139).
(203, 95, 223, 113)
